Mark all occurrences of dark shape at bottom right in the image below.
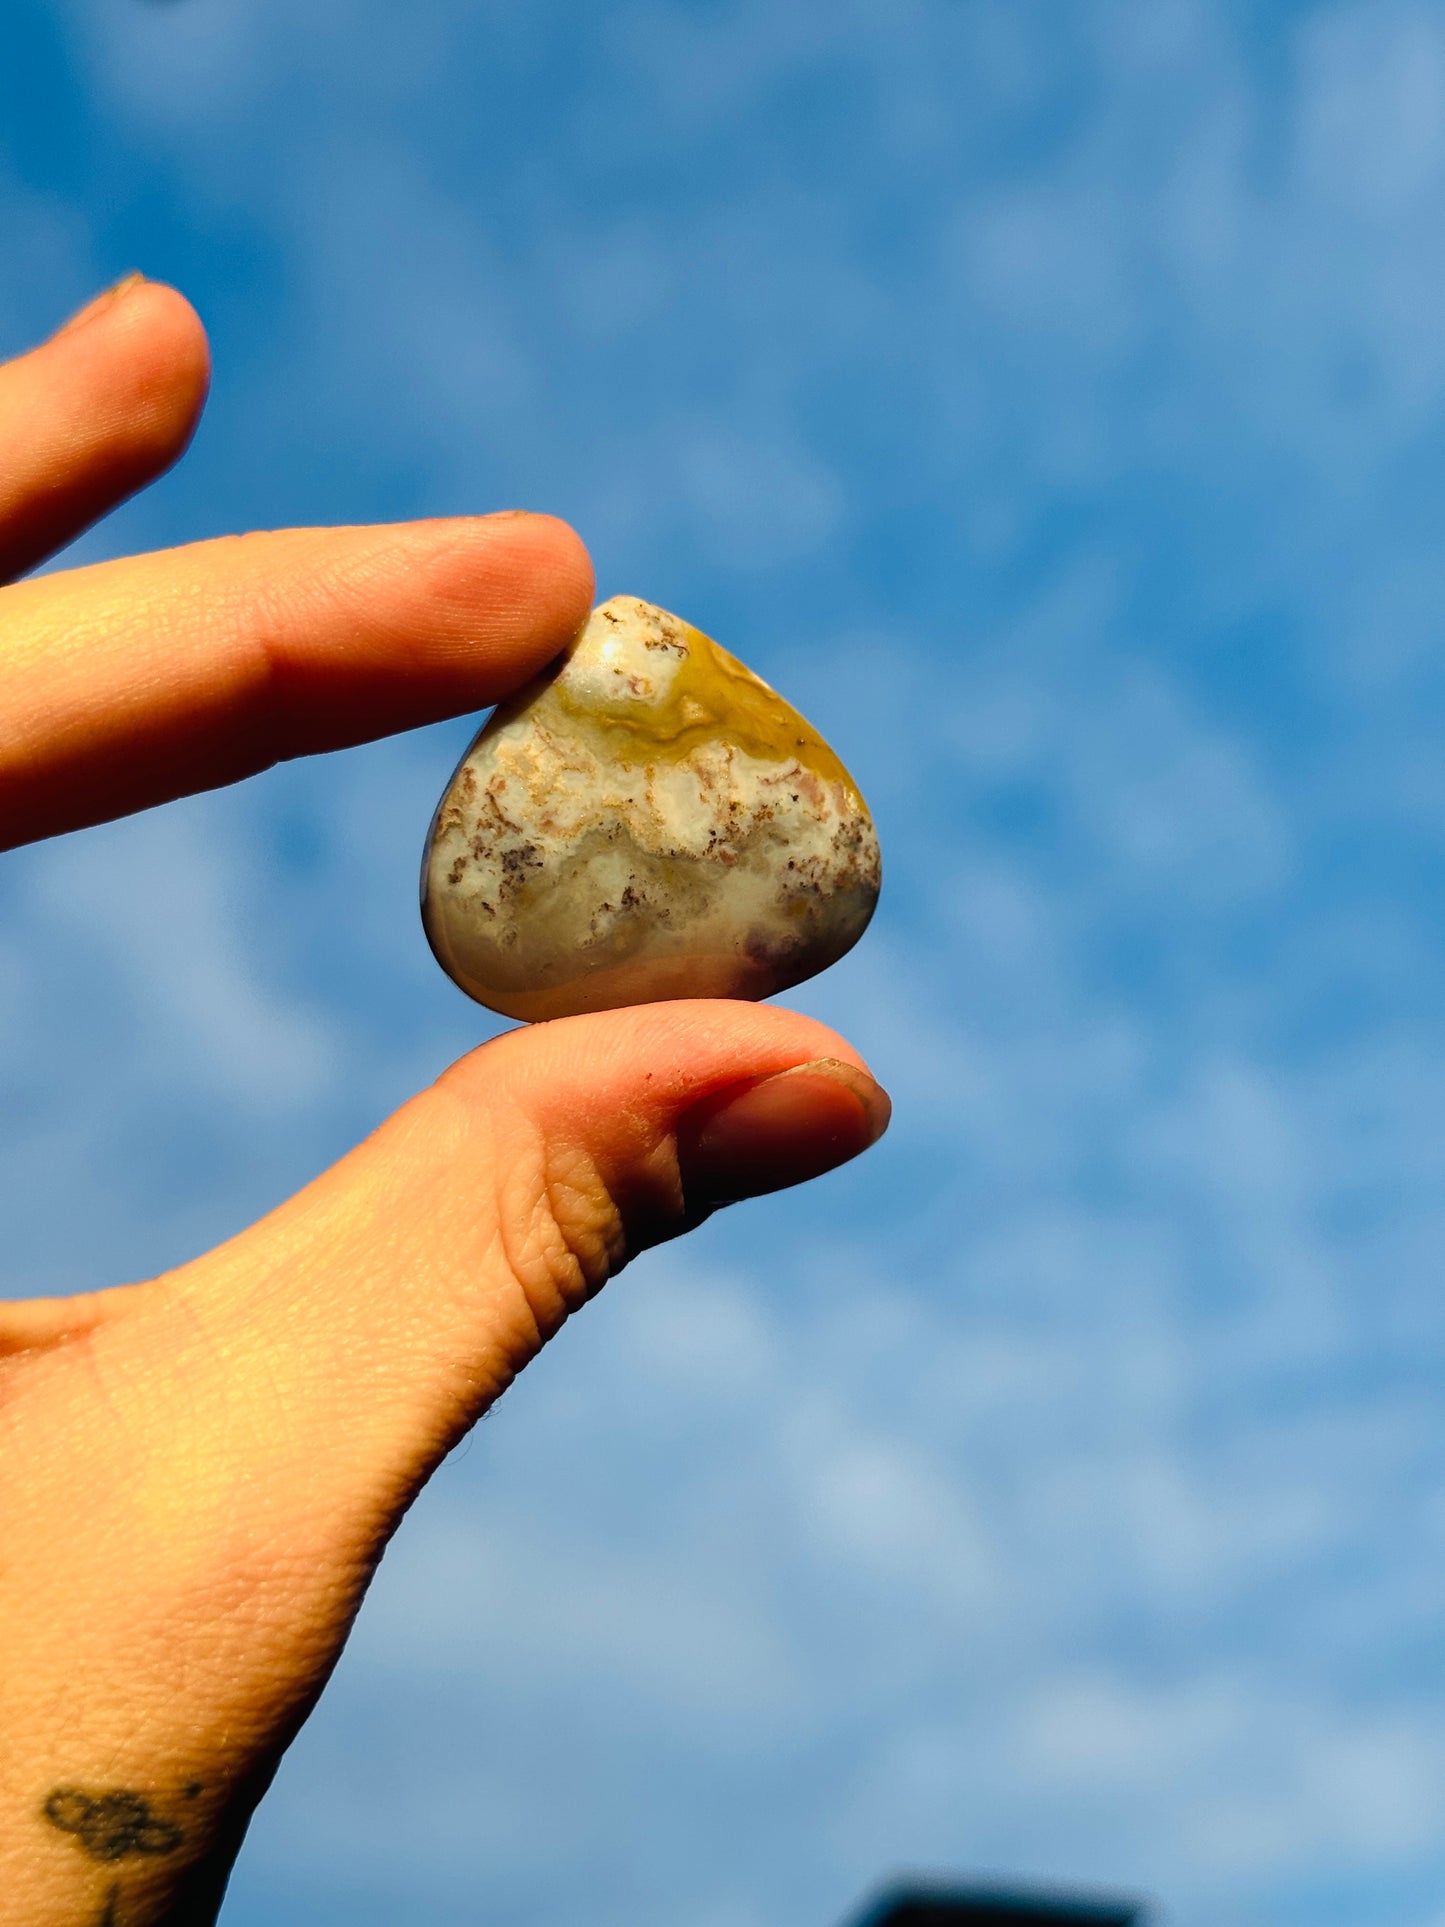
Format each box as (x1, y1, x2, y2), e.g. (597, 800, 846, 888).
(843, 1880, 1149, 1927)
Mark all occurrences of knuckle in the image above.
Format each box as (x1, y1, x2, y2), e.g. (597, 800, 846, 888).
(492, 1132, 626, 1351)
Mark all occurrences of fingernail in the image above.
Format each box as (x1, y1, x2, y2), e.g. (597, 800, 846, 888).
(677, 1058, 891, 1208)
(54, 272, 146, 338)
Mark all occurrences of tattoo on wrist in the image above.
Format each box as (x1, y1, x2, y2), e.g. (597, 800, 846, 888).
(42, 1787, 185, 1861)
(41, 1785, 197, 1925)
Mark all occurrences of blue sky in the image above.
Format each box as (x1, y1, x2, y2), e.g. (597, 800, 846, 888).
(5, 1, 1445, 1923)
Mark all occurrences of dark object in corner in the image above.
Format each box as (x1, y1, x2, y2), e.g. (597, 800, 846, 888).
(846, 1883, 1145, 1927)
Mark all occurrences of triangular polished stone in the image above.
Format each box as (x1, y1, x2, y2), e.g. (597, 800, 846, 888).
(421, 595, 881, 1022)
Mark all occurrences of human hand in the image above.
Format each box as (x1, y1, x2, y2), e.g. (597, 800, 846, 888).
(0, 279, 890, 1927)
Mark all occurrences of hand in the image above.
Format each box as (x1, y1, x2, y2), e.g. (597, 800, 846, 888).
(0, 279, 890, 1927)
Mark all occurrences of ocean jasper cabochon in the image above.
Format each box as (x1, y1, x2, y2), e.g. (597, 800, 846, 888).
(421, 595, 881, 1022)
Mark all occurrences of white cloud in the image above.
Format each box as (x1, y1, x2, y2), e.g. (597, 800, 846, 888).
(26, 803, 338, 1112)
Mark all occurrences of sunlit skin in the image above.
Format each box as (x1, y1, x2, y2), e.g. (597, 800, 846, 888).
(0, 278, 890, 1927)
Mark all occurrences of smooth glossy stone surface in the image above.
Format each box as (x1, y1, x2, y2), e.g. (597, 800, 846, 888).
(421, 595, 881, 1022)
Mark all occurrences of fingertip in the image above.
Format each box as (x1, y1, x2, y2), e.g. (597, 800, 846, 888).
(0, 277, 214, 582)
(469, 998, 880, 1139)
(96, 279, 212, 450)
(480, 510, 595, 659)
(473, 509, 593, 608)
(677, 1058, 891, 1205)
(430, 1002, 886, 1267)
(45, 275, 211, 469)
(392, 509, 594, 682)
(489, 511, 595, 614)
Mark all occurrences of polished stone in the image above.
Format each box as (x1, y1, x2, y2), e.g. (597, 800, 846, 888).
(421, 595, 881, 1022)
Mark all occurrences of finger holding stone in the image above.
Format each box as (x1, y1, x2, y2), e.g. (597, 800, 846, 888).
(0, 997, 887, 1926)
(0, 513, 594, 849)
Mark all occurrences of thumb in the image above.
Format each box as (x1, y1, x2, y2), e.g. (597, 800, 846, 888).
(0, 1002, 887, 1922)
(173, 999, 889, 1488)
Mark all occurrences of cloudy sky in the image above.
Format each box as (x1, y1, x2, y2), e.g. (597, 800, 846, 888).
(6, 1, 1445, 1923)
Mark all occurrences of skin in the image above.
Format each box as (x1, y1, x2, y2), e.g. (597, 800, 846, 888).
(0, 278, 890, 1927)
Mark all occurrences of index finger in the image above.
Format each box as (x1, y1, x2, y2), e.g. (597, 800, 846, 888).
(0, 513, 595, 848)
